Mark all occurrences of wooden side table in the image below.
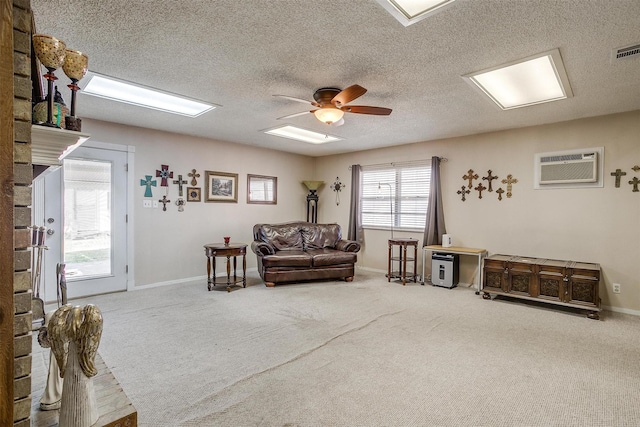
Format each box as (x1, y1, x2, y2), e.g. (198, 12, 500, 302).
(204, 243, 247, 292)
(387, 238, 418, 285)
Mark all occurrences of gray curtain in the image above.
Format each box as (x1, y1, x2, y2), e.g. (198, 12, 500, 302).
(423, 156, 446, 246)
(347, 164, 363, 242)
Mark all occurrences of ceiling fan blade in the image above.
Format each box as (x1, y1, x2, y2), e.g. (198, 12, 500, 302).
(340, 105, 392, 115)
(276, 110, 315, 120)
(330, 118, 345, 127)
(331, 85, 367, 106)
(273, 95, 319, 107)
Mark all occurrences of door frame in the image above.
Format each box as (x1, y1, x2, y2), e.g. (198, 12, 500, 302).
(63, 139, 136, 291)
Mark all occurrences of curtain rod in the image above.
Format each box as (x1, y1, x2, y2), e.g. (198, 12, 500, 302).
(348, 157, 448, 170)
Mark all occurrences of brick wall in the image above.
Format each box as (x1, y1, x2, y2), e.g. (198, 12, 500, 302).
(13, 0, 32, 425)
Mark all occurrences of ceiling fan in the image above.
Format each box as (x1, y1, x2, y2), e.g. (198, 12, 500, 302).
(274, 84, 392, 126)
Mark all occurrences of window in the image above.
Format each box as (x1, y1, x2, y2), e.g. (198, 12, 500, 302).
(361, 161, 431, 231)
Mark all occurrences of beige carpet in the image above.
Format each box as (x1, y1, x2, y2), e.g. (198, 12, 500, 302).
(34, 271, 640, 426)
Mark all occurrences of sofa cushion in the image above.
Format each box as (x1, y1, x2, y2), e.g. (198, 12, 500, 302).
(307, 248, 357, 267)
(261, 251, 312, 267)
(302, 224, 341, 250)
(260, 223, 303, 251)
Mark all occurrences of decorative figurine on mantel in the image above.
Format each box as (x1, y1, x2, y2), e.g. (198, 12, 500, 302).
(156, 164, 174, 187)
(49, 304, 103, 427)
(331, 177, 344, 205)
(32, 34, 67, 128)
(62, 48, 89, 131)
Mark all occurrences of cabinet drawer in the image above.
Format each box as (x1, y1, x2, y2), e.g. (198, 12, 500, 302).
(567, 278, 599, 307)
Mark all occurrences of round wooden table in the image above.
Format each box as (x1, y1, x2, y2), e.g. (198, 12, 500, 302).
(204, 243, 247, 292)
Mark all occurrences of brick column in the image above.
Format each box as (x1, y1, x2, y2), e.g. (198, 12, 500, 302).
(13, 0, 33, 426)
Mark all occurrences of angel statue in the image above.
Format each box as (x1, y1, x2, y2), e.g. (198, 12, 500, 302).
(49, 304, 103, 427)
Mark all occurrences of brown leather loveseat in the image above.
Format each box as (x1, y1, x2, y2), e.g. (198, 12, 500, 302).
(251, 221, 361, 287)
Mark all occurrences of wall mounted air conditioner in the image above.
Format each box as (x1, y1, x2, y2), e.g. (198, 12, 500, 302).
(534, 147, 604, 189)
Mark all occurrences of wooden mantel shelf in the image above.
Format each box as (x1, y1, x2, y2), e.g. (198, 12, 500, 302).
(31, 125, 90, 166)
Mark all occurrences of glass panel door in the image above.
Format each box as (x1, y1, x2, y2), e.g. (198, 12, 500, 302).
(63, 159, 112, 279)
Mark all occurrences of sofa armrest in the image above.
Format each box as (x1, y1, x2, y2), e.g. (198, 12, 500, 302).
(335, 239, 361, 253)
(252, 241, 276, 256)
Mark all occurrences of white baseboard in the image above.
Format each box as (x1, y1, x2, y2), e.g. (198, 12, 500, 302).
(602, 305, 640, 317)
(132, 268, 258, 291)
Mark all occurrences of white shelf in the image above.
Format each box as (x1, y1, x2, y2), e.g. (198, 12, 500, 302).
(31, 125, 90, 166)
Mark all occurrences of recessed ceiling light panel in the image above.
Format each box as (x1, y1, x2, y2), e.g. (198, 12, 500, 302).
(80, 72, 217, 117)
(375, 0, 456, 26)
(463, 49, 573, 110)
(263, 125, 343, 144)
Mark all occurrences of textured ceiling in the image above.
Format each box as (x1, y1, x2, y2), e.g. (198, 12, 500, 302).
(31, 0, 640, 157)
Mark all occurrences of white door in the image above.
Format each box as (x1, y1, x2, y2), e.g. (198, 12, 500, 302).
(35, 145, 128, 302)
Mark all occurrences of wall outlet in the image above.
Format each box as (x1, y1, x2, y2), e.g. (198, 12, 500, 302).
(153, 200, 159, 208)
(143, 200, 152, 208)
(612, 283, 621, 294)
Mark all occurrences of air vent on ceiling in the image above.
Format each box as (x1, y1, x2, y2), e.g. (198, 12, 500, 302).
(613, 43, 640, 60)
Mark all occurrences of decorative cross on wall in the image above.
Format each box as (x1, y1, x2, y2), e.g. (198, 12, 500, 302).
(496, 188, 505, 201)
(482, 170, 498, 192)
(156, 164, 174, 187)
(501, 174, 518, 198)
(140, 175, 157, 197)
(188, 169, 200, 186)
(159, 195, 171, 211)
(610, 169, 627, 188)
(474, 182, 487, 199)
(629, 177, 640, 192)
(632, 165, 640, 172)
(463, 169, 479, 189)
(173, 175, 188, 197)
(456, 186, 470, 202)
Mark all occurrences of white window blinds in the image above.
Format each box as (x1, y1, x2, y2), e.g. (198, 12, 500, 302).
(361, 160, 431, 231)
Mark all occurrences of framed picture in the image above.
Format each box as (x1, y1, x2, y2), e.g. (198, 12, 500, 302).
(247, 174, 277, 204)
(205, 171, 238, 203)
(186, 187, 201, 202)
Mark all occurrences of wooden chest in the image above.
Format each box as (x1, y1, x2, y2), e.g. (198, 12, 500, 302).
(483, 254, 601, 319)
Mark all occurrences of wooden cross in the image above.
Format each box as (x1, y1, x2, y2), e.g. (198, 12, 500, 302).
(156, 164, 174, 187)
(456, 186, 470, 202)
(501, 174, 518, 198)
(463, 169, 479, 188)
(474, 182, 487, 199)
(632, 165, 640, 172)
(482, 170, 498, 192)
(188, 169, 200, 186)
(629, 177, 640, 192)
(496, 188, 505, 201)
(610, 169, 627, 188)
(140, 175, 157, 197)
(159, 195, 171, 211)
(173, 174, 188, 196)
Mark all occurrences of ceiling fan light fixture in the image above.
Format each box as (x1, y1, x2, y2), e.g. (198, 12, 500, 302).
(313, 107, 344, 125)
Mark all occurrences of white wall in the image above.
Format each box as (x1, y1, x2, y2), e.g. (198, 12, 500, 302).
(84, 119, 315, 287)
(315, 111, 640, 313)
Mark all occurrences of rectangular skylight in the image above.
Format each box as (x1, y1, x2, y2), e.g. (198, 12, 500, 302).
(81, 72, 217, 117)
(264, 125, 343, 144)
(463, 49, 573, 110)
(375, 0, 455, 26)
